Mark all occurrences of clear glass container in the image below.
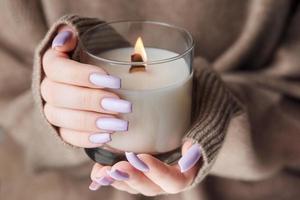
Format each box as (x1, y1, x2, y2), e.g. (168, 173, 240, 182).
(79, 20, 194, 165)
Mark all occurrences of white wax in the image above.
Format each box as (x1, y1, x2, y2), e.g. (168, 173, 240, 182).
(99, 48, 190, 90)
(87, 48, 193, 153)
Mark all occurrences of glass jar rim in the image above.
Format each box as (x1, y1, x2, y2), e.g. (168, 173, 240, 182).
(79, 20, 195, 66)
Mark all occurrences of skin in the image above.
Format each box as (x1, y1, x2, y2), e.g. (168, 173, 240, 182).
(41, 26, 199, 196)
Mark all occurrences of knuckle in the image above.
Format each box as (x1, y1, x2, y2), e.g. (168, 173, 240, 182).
(42, 51, 56, 76)
(94, 166, 111, 179)
(42, 50, 51, 70)
(43, 51, 67, 81)
(91, 163, 102, 180)
(40, 78, 54, 102)
(59, 128, 70, 142)
(43, 104, 64, 128)
(59, 129, 78, 147)
(43, 103, 55, 123)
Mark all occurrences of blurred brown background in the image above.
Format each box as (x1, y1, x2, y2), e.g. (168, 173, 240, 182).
(1, 0, 300, 199)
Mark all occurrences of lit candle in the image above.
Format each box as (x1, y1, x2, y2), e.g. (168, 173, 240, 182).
(93, 37, 193, 153)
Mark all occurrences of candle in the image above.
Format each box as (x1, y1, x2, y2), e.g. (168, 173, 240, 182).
(80, 21, 195, 163)
(89, 38, 193, 153)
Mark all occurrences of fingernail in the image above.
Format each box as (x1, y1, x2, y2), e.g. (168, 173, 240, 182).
(89, 181, 101, 191)
(89, 73, 121, 89)
(125, 152, 149, 172)
(52, 31, 72, 48)
(178, 144, 202, 173)
(96, 118, 128, 132)
(101, 98, 132, 114)
(107, 169, 129, 181)
(95, 176, 114, 186)
(89, 133, 111, 144)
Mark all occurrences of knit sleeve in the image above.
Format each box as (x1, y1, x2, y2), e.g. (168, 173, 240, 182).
(0, 13, 106, 171)
(183, 57, 243, 186)
(32, 15, 243, 176)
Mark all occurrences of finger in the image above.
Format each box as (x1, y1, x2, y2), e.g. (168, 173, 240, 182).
(173, 142, 203, 187)
(89, 163, 113, 190)
(52, 26, 77, 52)
(59, 128, 111, 148)
(125, 141, 202, 194)
(90, 163, 138, 194)
(179, 142, 202, 174)
(136, 154, 189, 194)
(41, 78, 131, 114)
(108, 161, 163, 196)
(43, 48, 121, 89)
(182, 139, 194, 152)
(90, 162, 104, 179)
(43, 104, 128, 132)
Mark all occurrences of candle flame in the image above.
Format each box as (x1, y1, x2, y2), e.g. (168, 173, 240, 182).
(134, 37, 147, 62)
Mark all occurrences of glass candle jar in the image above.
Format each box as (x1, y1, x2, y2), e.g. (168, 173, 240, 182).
(79, 20, 194, 165)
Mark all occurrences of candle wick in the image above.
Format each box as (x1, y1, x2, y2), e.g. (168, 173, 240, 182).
(129, 53, 146, 73)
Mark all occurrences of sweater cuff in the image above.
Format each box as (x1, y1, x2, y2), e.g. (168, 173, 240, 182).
(32, 14, 104, 146)
(183, 58, 243, 188)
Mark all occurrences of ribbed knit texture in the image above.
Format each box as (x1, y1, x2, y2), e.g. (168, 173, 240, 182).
(32, 14, 242, 186)
(184, 58, 242, 188)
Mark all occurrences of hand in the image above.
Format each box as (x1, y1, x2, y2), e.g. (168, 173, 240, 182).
(42, 26, 202, 196)
(89, 140, 202, 196)
(41, 26, 132, 147)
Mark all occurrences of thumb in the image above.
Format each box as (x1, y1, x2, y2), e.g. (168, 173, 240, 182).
(51, 25, 77, 53)
(181, 139, 194, 154)
(179, 139, 202, 173)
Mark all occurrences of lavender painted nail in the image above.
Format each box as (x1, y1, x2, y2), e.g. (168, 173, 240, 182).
(125, 152, 149, 172)
(95, 176, 114, 186)
(178, 144, 202, 173)
(89, 181, 101, 191)
(52, 31, 72, 48)
(89, 73, 121, 89)
(101, 98, 132, 114)
(96, 118, 128, 132)
(107, 169, 129, 181)
(89, 133, 111, 144)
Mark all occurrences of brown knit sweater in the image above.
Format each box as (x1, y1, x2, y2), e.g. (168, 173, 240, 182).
(1, 0, 300, 200)
(32, 14, 242, 187)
